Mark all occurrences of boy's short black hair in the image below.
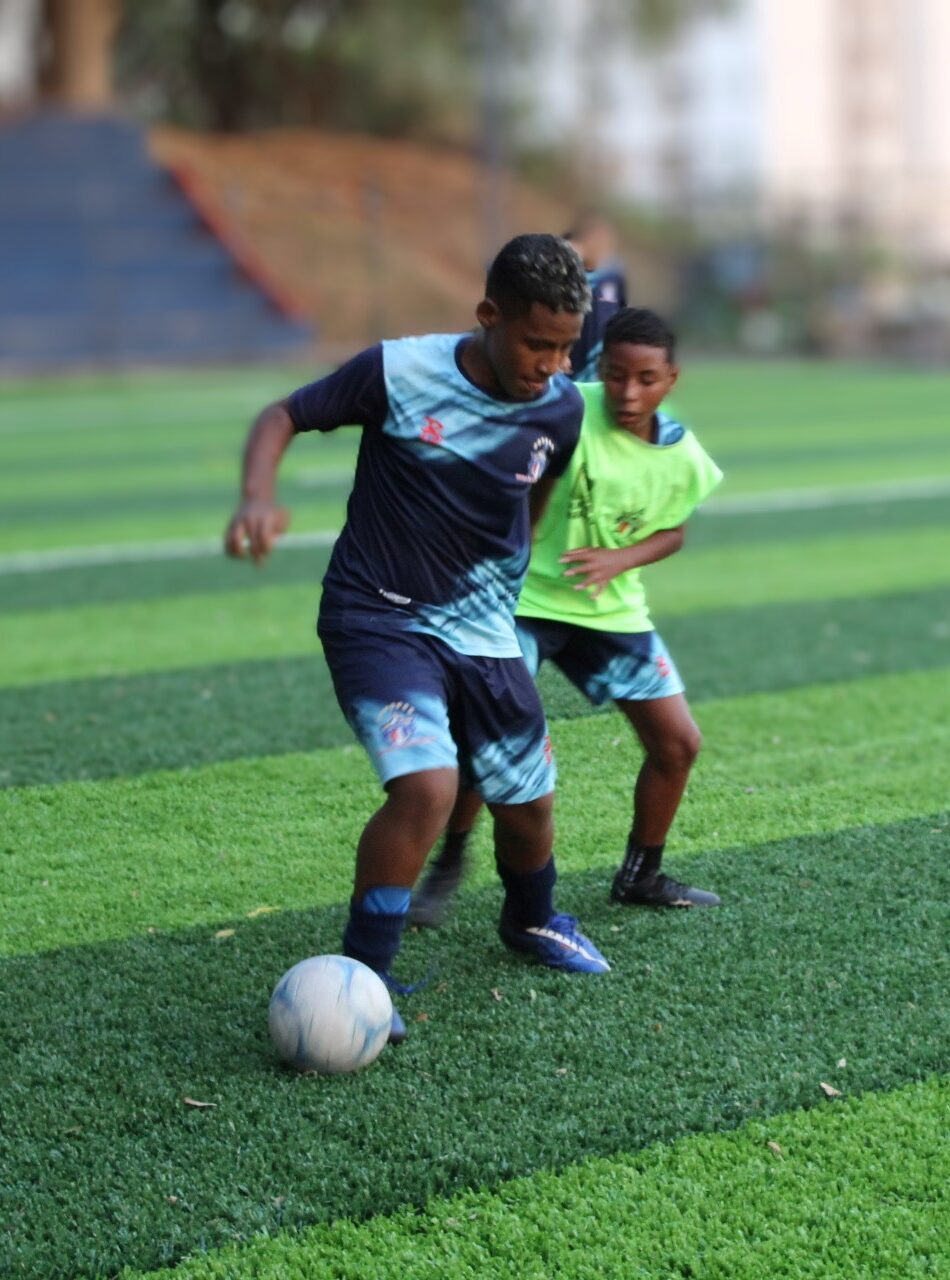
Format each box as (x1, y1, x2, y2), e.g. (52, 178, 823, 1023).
(485, 234, 592, 319)
(603, 307, 677, 363)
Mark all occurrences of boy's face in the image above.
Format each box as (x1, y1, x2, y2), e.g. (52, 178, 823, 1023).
(600, 342, 678, 436)
(476, 299, 582, 400)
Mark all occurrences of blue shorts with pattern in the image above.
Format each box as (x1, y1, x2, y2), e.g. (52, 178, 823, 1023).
(515, 616, 685, 706)
(319, 615, 555, 805)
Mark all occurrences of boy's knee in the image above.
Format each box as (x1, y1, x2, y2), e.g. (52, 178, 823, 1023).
(491, 791, 554, 841)
(386, 769, 458, 825)
(653, 725, 701, 774)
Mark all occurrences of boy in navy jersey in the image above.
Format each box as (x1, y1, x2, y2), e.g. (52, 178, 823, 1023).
(225, 235, 610, 1045)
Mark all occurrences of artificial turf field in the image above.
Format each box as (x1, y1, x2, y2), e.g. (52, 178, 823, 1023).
(1, 359, 948, 1279)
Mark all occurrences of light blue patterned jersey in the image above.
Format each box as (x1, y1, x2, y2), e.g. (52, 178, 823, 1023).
(288, 334, 583, 658)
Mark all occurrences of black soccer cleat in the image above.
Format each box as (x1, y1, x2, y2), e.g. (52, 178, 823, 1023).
(408, 855, 468, 928)
(611, 869, 721, 909)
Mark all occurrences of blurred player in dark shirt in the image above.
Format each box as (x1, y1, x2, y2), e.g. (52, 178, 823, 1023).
(564, 214, 627, 381)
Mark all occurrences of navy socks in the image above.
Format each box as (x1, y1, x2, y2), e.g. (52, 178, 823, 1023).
(342, 886, 411, 976)
(496, 857, 556, 929)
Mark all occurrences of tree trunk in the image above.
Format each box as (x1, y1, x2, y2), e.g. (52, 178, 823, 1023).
(41, 0, 121, 110)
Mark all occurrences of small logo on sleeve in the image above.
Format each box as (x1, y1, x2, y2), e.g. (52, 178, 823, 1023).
(517, 435, 555, 484)
(420, 415, 445, 445)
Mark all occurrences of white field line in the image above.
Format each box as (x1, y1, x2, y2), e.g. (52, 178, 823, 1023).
(701, 474, 950, 515)
(0, 530, 337, 575)
(0, 474, 947, 577)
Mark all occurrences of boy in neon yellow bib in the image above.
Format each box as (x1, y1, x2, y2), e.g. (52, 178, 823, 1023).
(412, 307, 723, 922)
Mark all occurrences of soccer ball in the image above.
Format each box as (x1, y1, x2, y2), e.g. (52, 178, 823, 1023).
(268, 955, 393, 1074)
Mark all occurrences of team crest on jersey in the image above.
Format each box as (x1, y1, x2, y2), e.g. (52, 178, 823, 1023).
(378, 701, 418, 749)
(516, 435, 555, 484)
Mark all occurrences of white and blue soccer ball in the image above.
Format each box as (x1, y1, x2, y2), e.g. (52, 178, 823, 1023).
(268, 954, 393, 1074)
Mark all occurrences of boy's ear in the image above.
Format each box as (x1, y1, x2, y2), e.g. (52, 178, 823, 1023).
(667, 364, 680, 391)
(475, 297, 501, 331)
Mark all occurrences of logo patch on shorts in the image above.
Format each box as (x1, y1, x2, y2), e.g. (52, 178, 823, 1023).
(543, 733, 554, 765)
(378, 701, 418, 749)
(655, 654, 671, 679)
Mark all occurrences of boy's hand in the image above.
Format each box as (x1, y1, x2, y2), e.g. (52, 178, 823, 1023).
(560, 546, 630, 596)
(225, 500, 290, 565)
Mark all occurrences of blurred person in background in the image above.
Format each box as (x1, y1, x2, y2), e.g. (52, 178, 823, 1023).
(564, 213, 628, 381)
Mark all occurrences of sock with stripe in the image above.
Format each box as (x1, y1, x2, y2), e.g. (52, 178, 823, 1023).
(617, 839, 664, 886)
(342, 886, 411, 977)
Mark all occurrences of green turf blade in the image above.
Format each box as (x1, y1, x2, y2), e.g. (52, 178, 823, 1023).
(2, 666, 948, 956)
(3, 490, 948, 617)
(3, 586, 946, 788)
(1, 815, 946, 1278)
(123, 1075, 950, 1280)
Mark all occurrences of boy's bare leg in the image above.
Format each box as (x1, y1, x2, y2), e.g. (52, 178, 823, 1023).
(612, 694, 719, 907)
(352, 769, 458, 895)
(344, 768, 458, 1042)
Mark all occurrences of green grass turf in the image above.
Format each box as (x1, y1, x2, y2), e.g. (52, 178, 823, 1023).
(3, 667, 948, 956)
(3, 585, 946, 787)
(4, 489, 949, 617)
(4, 359, 950, 553)
(3, 358, 950, 1280)
(3, 523, 949, 689)
(124, 1074, 950, 1280)
(1, 814, 947, 1278)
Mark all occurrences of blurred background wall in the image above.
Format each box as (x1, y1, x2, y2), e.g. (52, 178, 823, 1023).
(3, 0, 950, 364)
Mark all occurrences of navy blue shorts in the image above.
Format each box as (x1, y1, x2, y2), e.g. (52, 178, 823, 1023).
(515, 616, 685, 706)
(319, 617, 555, 805)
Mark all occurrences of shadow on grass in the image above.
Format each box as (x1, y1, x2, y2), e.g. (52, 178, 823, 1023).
(3, 584, 949, 787)
(1, 815, 947, 1279)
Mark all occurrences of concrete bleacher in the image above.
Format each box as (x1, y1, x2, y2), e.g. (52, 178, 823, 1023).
(0, 112, 313, 369)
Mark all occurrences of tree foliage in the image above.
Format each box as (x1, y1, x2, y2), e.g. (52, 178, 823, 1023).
(116, 0, 478, 135)
(115, 0, 736, 136)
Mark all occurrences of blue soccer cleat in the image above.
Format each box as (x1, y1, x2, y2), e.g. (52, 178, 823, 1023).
(499, 909, 610, 974)
(378, 971, 416, 1045)
(388, 1005, 407, 1045)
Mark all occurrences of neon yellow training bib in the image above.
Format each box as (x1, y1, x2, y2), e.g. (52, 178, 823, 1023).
(518, 381, 723, 632)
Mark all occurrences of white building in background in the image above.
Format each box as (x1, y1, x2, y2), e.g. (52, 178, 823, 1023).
(0, 0, 40, 106)
(515, 0, 950, 262)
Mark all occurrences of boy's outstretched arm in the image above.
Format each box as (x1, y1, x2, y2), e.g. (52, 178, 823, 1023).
(224, 399, 295, 564)
(560, 524, 685, 596)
